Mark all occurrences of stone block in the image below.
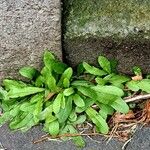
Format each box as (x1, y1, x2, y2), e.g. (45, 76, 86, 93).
(0, 0, 62, 80)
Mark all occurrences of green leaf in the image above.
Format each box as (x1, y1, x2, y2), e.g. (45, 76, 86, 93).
(0, 112, 11, 125)
(46, 75, 57, 91)
(108, 75, 131, 85)
(73, 94, 85, 107)
(95, 77, 106, 85)
(72, 115, 86, 125)
(91, 85, 124, 97)
(77, 86, 97, 100)
(44, 50, 55, 68)
(52, 61, 67, 74)
(20, 102, 35, 112)
(35, 75, 45, 87)
(39, 105, 53, 120)
(57, 67, 73, 87)
(98, 103, 114, 119)
(138, 79, 150, 93)
(56, 96, 72, 123)
(83, 62, 107, 76)
(67, 125, 85, 148)
(9, 113, 33, 130)
(3, 79, 27, 90)
(69, 110, 77, 122)
(63, 87, 74, 96)
(75, 98, 95, 113)
(71, 80, 93, 87)
(111, 98, 129, 114)
(19, 66, 40, 80)
(133, 66, 142, 75)
(110, 59, 118, 73)
(0, 87, 8, 100)
(61, 94, 66, 109)
(98, 56, 111, 74)
(48, 120, 60, 136)
(86, 107, 109, 134)
(8, 87, 44, 98)
(63, 78, 70, 88)
(77, 63, 85, 76)
(33, 97, 43, 122)
(53, 93, 62, 114)
(126, 81, 140, 91)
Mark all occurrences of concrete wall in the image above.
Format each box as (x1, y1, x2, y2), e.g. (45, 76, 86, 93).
(63, 0, 150, 74)
(0, 0, 62, 80)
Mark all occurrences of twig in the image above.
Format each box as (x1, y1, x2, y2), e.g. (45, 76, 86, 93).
(122, 138, 132, 150)
(33, 132, 116, 144)
(124, 94, 150, 103)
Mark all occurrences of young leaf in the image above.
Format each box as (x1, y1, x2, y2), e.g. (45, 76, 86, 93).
(83, 62, 107, 76)
(8, 87, 44, 98)
(57, 67, 73, 86)
(73, 94, 85, 107)
(48, 120, 60, 136)
(19, 67, 40, 80)
(53, 93, 62, 114)
(98, 56, 111, 74)
(133, 66, 142, 75)
(86, 107, 109, 134)
(44, 50, 55, 69)
(111, 98, 129, 114)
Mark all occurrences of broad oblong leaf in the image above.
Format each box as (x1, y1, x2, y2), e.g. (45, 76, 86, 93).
(9, 113, 33, 130)
(108, 75, 131, 85)
(53, 93, 62, 114)
(111, 98, 129, 114)
(8, 87, 44, 98)
(98, 56, 111, 74)
(19, 66, 40, 80)
(126, 81, 140, 91)
(56, 96, 72, 123)
(48, 120, 59, 136)
(91, 85, 124, 97)
(86, 107, 109, 134)
(73, 94, 85, 107)
(83, 62, 107, 76)
(3, 79, 27, 90)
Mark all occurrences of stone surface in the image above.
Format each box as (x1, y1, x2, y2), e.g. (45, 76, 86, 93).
(63, 0, 150, 74)
(0, 124, 150, 150)
(0, 0, 62, 80)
